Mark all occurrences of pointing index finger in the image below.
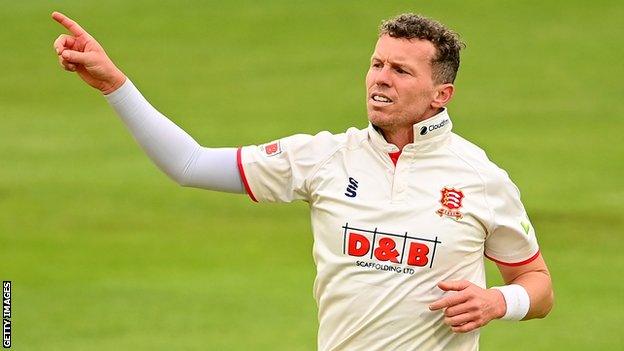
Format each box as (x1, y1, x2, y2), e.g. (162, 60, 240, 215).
(52, 11, 88, 37)
(429, 292, 468, 311)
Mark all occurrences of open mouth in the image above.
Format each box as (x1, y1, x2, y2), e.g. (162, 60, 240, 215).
(370, 93, 394, 105)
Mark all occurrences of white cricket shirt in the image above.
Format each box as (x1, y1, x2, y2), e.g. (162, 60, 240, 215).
(237, 108, 540, 351)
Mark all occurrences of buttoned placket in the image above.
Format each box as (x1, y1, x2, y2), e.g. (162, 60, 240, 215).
(390, 146, 416, 203)
(367, 108, 453, 203)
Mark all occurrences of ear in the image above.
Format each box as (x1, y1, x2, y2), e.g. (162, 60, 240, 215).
(431, 83, 455, 108)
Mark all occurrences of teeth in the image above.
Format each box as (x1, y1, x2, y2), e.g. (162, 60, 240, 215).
(373, 95, 391, 102)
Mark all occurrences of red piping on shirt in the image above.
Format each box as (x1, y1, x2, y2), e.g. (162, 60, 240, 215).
(485, 250, 541, 267)
(389, 151, 401, 166)
(236, 147, 258, 202)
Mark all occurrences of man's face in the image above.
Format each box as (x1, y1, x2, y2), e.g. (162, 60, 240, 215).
(366, 35, 439, 130)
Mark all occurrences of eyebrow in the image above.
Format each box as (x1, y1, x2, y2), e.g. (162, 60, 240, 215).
(371, 56, 416, 70)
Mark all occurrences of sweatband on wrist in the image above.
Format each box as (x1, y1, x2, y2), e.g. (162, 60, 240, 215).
(491, 284, 530, 321)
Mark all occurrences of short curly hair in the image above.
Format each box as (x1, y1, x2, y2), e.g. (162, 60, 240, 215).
(379, 13, 465, 84)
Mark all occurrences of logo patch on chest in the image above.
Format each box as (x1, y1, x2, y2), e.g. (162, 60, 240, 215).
(436, 187, 464, 220)
(344, 177, 359, 198)
(342, 223, 442, 274)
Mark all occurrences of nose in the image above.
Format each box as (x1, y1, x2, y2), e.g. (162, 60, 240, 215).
(372, 65, 392, 88)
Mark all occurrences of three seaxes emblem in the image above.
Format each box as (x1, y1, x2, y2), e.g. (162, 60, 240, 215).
(436, 187, 464, 220)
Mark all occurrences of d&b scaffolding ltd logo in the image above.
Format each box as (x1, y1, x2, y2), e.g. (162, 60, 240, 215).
(342, 223, 441, 275)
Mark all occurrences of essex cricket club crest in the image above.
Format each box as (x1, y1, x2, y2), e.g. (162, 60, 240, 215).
(436, 187, 464, 220)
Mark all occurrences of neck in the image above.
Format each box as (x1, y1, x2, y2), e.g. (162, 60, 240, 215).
(380, 128, 413, 151)
(378, 107, 443, 151)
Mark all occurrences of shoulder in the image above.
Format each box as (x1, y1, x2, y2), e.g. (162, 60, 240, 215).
(445, 133, 528, 235)
(446, 133, 519, 191)
(279, 125, 368, 159)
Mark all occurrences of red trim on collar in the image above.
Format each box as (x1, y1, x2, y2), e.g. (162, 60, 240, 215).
(236, 147, 258, 202)
(389, 151, 401, 166)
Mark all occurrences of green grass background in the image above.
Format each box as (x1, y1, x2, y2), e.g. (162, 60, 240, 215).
(1, 0, 623, 350)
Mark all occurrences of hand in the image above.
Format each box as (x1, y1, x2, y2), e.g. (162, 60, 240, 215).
(52, 11, 126, 94)
(429, 280, 506, 333)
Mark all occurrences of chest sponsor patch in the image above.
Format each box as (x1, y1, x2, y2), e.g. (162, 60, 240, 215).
(436, 187, 464, 220)
(342, 223, 441, 275)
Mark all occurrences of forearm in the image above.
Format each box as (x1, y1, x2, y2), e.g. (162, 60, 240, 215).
(509, 270, 554, 319)
(104, 79, 244, 193)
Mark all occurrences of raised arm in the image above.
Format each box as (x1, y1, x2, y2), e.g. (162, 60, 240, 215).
(52, 12, 244, 193)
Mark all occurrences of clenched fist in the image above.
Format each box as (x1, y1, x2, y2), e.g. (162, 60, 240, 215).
(52, 11, 126, 94)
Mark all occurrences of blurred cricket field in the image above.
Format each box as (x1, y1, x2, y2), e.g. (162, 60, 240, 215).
(1, 1, 623, 350)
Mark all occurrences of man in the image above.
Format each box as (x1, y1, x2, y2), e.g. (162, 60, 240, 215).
(52, 11, 553, 350)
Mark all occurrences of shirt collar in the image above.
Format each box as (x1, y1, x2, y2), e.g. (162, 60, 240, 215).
(367, 107, 454, 153)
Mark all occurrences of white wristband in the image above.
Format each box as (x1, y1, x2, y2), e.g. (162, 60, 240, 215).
(491, 284, 530, 321)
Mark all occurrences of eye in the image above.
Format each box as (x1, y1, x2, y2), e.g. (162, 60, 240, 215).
(371, 62, 383, 68)
(395, 67, 409, 75)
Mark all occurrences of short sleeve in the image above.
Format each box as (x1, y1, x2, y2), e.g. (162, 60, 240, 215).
(483, 171, 540, 266)
(237, 132, 339, 203)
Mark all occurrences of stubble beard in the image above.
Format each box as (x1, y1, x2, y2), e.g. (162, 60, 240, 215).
(368, 105, 428, 133)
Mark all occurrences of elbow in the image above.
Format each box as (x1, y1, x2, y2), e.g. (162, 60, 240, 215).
(532, 267, 554, 319)
(162, 168, 194, 187)
(170, 147, 202, 187)
(172, 173, 193, 187)
(534, 288, 555, 319)
(542, 288, 555, 318)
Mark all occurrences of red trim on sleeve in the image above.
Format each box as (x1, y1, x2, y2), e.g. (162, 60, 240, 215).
(389, 151, 401, 166)
(485, 250, 540, 267)
(236, 147, 258, 202)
